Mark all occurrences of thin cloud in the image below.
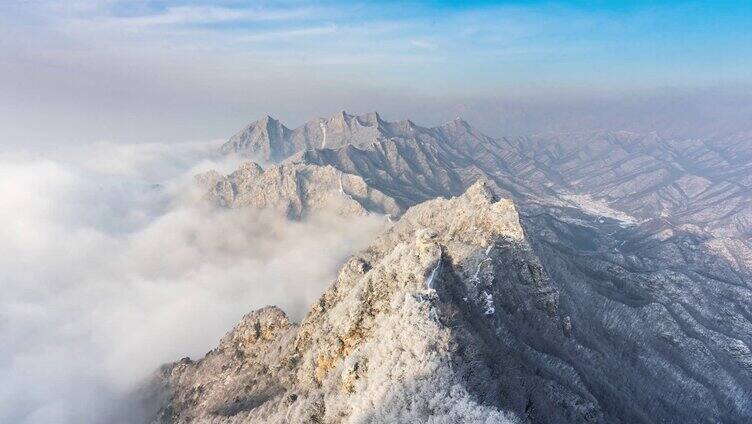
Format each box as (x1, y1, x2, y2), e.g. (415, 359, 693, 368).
(1, 0, 750, 146)
(239, 24, 338, 43)
(0, 142, 386, 423)
(410, 39, 437, 50)
(107, 5, 319, 27)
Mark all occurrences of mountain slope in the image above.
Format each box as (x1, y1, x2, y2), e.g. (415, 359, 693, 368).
(150, 182, 540, 423)
(145, 112, 752, 423)
(195, 161, 402, 218)
(220, 111, 752, 242)
(518, 201, 752, 423)
(219, 112, 427, 162)
(502, 131, 752, 239)
(150, 180, 752, 423)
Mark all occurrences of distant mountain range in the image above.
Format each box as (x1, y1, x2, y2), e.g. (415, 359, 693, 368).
(149, 112, 752, 423)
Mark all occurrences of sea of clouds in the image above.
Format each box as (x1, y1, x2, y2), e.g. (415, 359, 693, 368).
(0, 141, 384, 423)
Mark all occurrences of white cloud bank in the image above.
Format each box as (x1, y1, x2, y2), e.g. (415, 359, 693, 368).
(0, 142, 385, 423)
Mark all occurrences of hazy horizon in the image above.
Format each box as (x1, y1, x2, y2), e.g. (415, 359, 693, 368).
(2, 1, 751, 147)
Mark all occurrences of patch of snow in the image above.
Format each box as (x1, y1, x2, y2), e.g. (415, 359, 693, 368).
(483, 291, 495, 315)
(473, 258, 492, 281)
(425, 260, 442, 290)
(561, 194, 639, 225)
(319, 121, 327, 148)
(471, 244, 494, 284)
(338, 172, 356, 202)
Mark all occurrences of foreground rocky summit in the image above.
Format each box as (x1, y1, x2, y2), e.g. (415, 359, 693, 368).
(150, 182, 534, 423)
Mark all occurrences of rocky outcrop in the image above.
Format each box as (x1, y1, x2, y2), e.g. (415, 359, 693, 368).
(219, 111, 427, 162)
(219, 115, 292, 161)
(148, 182, 582, 423)
(151, 306, 298, 423)
(195, 161, 401, 218)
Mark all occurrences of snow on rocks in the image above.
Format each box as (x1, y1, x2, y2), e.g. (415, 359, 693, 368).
(147, 181, 542, 423)
(319, 121, 328, 148)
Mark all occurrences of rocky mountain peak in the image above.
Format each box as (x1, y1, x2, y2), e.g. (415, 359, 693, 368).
(196, 160, 401, 217)
(326, 110, 352, 129)
(382, 179, 525, 248)
(242, 114, 285, 132)
(218, 115, 290, 157)
(437, 115, 469, 131)
(320, 111, 387, 134)
(258, 114, 277, 124)
(358, 111, 381, 126)
(217, 306, 293, 353)
(436, 116, 487, 141)
(219, 111, 492, 162)
(148, 184, 553, 423)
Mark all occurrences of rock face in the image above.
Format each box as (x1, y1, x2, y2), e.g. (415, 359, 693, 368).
(151, 182, 533, 423)
(518, 202, 752, 423)
(195, 161, 401, 218)
(151, 307, 298, 423)
(220, 112, 426, 162)
(150, 112, 752, 423)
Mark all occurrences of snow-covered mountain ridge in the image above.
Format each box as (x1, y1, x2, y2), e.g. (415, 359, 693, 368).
(146, 112, 752, 423)
(221, 111, 752, 242)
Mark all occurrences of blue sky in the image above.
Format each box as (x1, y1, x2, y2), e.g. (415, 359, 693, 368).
(1, 1, 751, 144)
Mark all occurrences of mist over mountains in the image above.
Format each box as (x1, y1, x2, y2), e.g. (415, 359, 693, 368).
(142, 112, 752, 423)
(2, 109, 751, 423)
(0, 142, 386, 423)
